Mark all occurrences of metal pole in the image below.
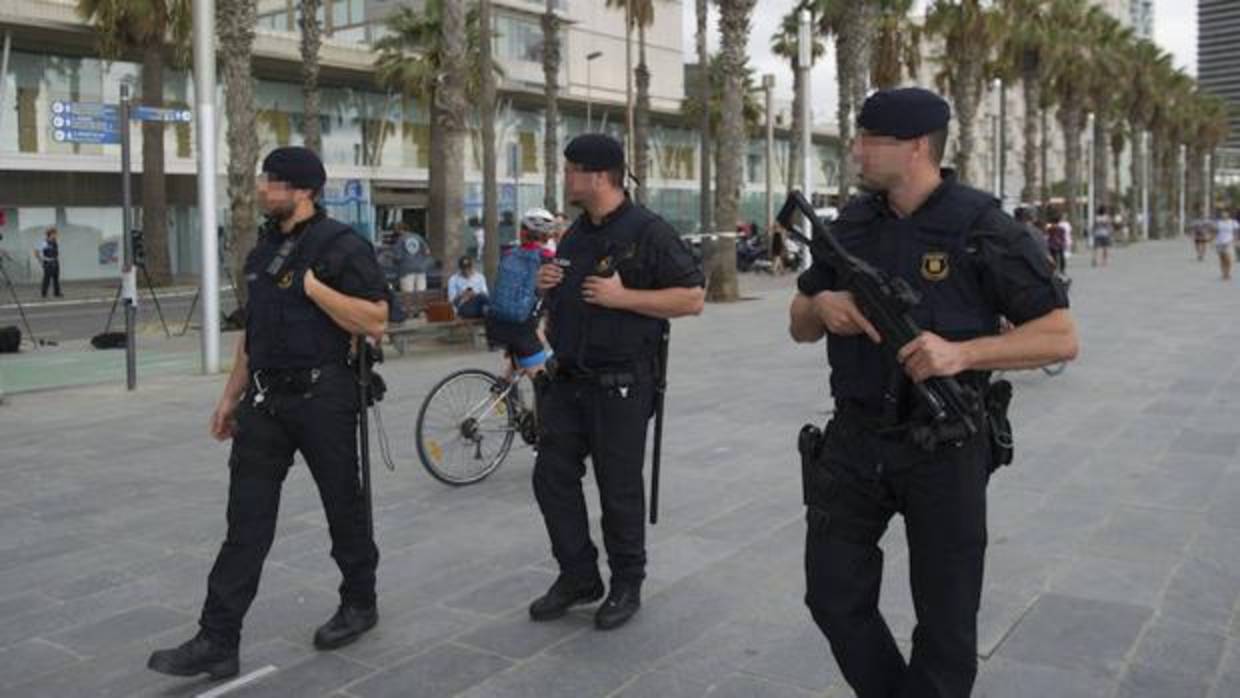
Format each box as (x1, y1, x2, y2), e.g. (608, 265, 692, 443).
(1178, 143, 1186, 239)
(998, 80, 1007, 206)
(1141, 130, 1150, 240)
(194, 0, 220, 374)
(798, 8, 812, 200)
(624, 0, 633, 167)
(992, 79, 1001, 197)
(1205, 152, 1213, 219)
(120, 86, 137, 390)
(763, 74, 774, 241)
(1086, 112, 1095, 237)
(586, 57, 593, 131)
(0, 31, 11, 138)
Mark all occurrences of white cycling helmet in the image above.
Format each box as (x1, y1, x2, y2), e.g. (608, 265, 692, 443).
(520, 207, 557, 236)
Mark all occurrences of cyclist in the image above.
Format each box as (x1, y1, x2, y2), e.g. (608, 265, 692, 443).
(485, 208, 557, 378)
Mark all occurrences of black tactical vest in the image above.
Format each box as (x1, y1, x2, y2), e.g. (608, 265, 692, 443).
(244, 215, 353, 371)
(549, 201, 667, 369)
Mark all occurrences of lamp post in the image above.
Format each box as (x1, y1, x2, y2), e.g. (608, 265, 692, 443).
(585, 50, 602, 131)
(1086, 111, 1095, 238)
(760, 74, 775, 240)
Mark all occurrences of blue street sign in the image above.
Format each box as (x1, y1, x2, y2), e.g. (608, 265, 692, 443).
(343, 179, 364, 202)
(132, 106, 193, 123)
(51, 100, 120, 119)
(50, 114, 120, 133)
(52, 128, 121, 145)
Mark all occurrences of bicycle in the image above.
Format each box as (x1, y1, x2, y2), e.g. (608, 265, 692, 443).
(415, 359, 540, 486)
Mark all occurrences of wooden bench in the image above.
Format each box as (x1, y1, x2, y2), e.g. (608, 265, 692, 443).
(386, 291, 488, 356)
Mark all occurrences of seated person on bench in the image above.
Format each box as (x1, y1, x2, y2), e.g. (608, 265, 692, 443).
(447, 255, 489, 319)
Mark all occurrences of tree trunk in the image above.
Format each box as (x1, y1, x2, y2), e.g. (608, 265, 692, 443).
(218, 0, 258, 312)
(1128, 124, 1142, 240)
(835, 8, 857, 203)
(1020, 72, 1039, 204)
(950, 62, 980, 186)
(541, 3, 560, 212)
(481, 0, 498, 283)
(634, 22, 651, 205)
(1186, 147, 1203, 220)
(696, 0, 711, 233)
(141, 43, 171, 284)
(1093, 115, 1108, 216)
(432, 0, 468, 266)
(787, 62, 803, 193)
(299, 0, 322, 154)
(1058, 105, 1084, 245)
(1039, 107, 1049, 213)
(713, 0, 753, 241)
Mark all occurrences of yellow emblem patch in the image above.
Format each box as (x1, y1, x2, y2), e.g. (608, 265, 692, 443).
(277, 271, 294, 289)
(921, 252, 949, 281)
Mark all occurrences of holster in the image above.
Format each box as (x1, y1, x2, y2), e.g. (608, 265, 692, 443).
(984, 379, 1014, 472)
(798, 423, 832, 513)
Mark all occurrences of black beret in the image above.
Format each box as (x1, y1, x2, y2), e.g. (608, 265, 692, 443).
(564, 133, 625, 171)
(857, 88, 951, 139)
(262, 146, 327, 191)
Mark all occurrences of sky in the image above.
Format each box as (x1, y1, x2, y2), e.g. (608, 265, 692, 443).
(681, 1, 1198, 128)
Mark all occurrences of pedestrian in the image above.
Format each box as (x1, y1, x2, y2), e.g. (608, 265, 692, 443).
(1014, 207, 1053, 271)
(1091, 205, 1114, 268)
(148, 146, 388, 681)
(469, 216, 485, 262)
(393, 222, 433, 293)
(35, 228, 61, 298)
(770, 222, 787, 275)
(529, 133, 703, 631)
(1045, 210, 1069, 274)
(789, 87, 1078, 698)
(1215, 210, 1236, 281)
(1193, 215, 1213, 261)
(447, 255, 490, 318)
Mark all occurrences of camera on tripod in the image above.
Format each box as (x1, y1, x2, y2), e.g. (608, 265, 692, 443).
(130, 229, 146, 267)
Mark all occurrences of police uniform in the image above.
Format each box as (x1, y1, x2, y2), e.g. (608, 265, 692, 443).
(798, 90, 1069, 697)
(530, 134, 702, 629)
(150, 147, 385, 680)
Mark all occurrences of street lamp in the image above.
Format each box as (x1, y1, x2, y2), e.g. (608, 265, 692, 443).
(585, 50, 602, 131)
(761, 74, 775, 241)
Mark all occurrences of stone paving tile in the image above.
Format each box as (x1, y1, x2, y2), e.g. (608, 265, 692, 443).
(1116, 664, 1212, 698)
(0, 638, 81, 689)
(347, 643, 513, 698)
(46, 605, 193, 657)
(611, 668, 712, 697)
(995, 593, 1152, 679)
(973, 656, 1115, 698)
(454, 609, 591, 661)
(442, 567, 558, 618)
(228, 652, 372, 697)
(1129, 624, 1226, 683)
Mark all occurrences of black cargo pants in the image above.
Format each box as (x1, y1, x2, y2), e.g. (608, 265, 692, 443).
(199, 365, 378, 647)
(803, 413, 991, 698)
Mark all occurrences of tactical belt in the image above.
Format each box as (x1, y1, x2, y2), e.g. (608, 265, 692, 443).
(251, 364, 346, 394)
(548, 356, 657, 387)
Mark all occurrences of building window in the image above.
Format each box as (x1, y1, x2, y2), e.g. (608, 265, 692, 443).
(495, 15, 543, 63)
(519, 131, 538, 173)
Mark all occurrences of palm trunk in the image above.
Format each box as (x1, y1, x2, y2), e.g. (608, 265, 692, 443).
(1092, 114, 1108, 216)
(950, 61, 981, 186)
(1021, 71, 1039, 203)
(788, 62, 803, 193)
(541, 3, 560, 212)
(634, 22, 651, 205)
(299, 0, 322, 154)
(481, 0, 498, 283)
(1129, 123, 1142, 240)
(1039, 106, 1049, 213)
(218, 0, 258, 312)
(141, 42, 171, 284)
(432, 0, 468, 265)
(711, 0, 753, 303)
(1058, 105, 1084, 243)
(1186, 147, 1203, 220)
(696, 0, 711, 233)
(835, 11, 857, 203)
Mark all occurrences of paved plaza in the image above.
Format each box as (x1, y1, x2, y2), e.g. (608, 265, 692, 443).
(2, 238, 1240, 697)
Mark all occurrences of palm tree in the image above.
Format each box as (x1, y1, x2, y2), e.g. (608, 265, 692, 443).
(606, 1, 656, 204)
(680, 53, 764, 158)
(216, 0, 258, 311)
(924, 0, 1002, 186)
(300, 0, 323, 153)
(480, 0, 498, 282)
(1083, 11, 1131, 218)
(713, 0, 757, 241)
(1185, 93, 1229, 219)
(541, 0, 561, 212)
(995, 0, 1051, 205)
(696, 0, 712, 232)
(771, 4, 825, 194)
(374, 2, 499, 263)
(1118, 39, 1168, 238)
(815, 0, 875, 203)
(77, 0, 191, 285)
(871, 0, 921, 90)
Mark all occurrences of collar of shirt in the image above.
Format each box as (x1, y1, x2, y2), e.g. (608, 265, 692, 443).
(577, 197, 633, 233)
(872, 168, 958, 220)
(265, 207, 326, 244)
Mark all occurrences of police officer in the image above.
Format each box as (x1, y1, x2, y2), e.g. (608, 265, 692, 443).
(529, 134, 704, 630)
(789, 88, 1078, 697)
(148, 147, 388, 680)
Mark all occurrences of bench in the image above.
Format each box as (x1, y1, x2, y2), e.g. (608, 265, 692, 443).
(386, 290, 488, 356)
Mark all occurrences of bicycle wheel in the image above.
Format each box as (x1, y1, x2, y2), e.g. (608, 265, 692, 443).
(415, 369, 518, 486)
(1041, 361, 1067, 376)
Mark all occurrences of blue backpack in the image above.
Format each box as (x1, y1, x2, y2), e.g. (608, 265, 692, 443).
(488, 246, 543, 323)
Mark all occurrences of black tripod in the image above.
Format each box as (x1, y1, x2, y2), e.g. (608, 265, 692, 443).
(0, 251, 54, 349)
(103, 262, 170, 338)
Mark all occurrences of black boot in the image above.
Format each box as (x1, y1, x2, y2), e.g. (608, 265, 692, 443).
(594, 581, 641, 630)
(147, 633, 239, 680)
(528, 573, 605, 621)
(314, 605, 378, 650)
